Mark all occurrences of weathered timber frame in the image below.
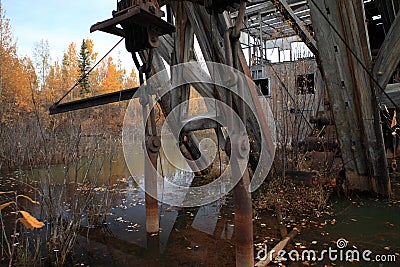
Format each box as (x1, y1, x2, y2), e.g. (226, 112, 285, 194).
(309, 0, 391, 196)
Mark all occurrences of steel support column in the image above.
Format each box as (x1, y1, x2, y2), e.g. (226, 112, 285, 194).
(144, 135, 161, 234)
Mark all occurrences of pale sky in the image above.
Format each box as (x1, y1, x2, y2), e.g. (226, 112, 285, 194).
(2, 0, 134, 71)
(2, 1, 311, 74)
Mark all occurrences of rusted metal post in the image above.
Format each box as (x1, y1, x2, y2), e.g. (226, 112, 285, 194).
(229, 2, 254, 265)
(231, 146, 254, 267)
(136, 50, 160, 237)
(144, 135, 160, 234)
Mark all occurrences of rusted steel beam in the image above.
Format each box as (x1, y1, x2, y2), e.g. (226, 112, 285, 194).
(373, 11, 400, 90)
(144, 135, 160, 234)
(273, 0, 319, 57)
(232, 163, 254, 267)
(181, 117, 223, 133)
(49, 87, 139, 115)
(231, 5, 254, 265)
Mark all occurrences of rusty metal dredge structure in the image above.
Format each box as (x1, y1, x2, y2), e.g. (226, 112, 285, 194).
(49, 0, 399, 265)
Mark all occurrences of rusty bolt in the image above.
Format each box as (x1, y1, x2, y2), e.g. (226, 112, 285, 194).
(239, 139, 249, 159)
(152, 138, 161, 148)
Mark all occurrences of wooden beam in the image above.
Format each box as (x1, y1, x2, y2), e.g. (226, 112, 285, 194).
(273, 0, 318, 56)
(157, 35, 174, 65)
(375, 0, 399, 33)
(309, 0, 390, 195)
(255, 228, 300, 267)
(373, 11, 400, 90)
(232, 0, 308, 18)
(49, 87, 138, 115)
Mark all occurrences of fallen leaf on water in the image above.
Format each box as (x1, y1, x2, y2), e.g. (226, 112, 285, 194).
(19, 211, 44, 229)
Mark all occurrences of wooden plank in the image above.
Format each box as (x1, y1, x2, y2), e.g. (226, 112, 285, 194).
(340, 0, 389, 195)
(273, 0, 319, 56)
(49, 87, 138, 115)
(185, 2, 216, 62)
(255, 228, 300, 267)
(233, 0, 308, 18)
(90, 6, 175, 36)
(373, 11, 400, 90)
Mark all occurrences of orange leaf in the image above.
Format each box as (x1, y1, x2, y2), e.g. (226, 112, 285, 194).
(0, 201, 14, 211)
(391, 110, 397, 128)
(19, 211, 44, 229)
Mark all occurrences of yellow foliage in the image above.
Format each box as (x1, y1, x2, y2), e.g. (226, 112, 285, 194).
(18, 211, 45, 230)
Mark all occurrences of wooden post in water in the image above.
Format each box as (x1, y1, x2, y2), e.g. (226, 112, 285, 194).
(233, 168, 254, 267)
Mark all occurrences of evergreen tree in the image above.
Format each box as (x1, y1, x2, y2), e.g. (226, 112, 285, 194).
(78, 39, 91, 95)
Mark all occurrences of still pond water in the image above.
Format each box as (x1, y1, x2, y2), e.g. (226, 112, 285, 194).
(1, 142, 399, 266)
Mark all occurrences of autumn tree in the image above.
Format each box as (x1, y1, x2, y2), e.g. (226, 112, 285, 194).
(61, 43, 79, 99)
(0, 2, 17, 120)
(0, 4, 36, 124)
(32, 39, 51, 90)
(124, 68, 139, 88)
(45, 61, 63, 102)
(100, 56, 124, 94)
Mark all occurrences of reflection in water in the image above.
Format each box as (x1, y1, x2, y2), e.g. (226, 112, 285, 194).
(3, 138, 236, 266)
(1, 138, 399, 266)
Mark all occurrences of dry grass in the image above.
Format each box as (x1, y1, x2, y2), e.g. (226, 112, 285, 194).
(254, 175, 331, 218)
